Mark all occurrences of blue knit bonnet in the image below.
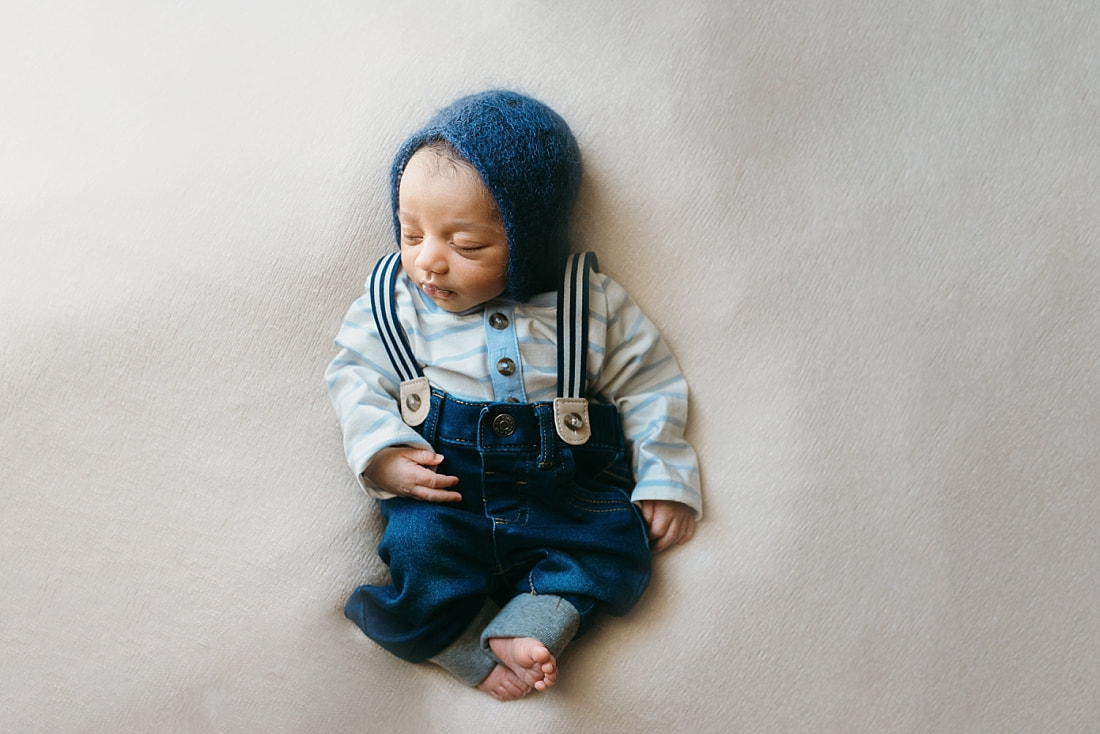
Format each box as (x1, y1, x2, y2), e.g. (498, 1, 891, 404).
(390, 90, 583, 302)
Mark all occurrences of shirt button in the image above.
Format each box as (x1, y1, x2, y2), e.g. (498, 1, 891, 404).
(492, 413, 517, 436)
(489, 312, 509, 330)
(496, 357, 516, 376)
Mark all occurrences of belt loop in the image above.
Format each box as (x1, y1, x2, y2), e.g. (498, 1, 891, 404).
(535, 403, 559, 469)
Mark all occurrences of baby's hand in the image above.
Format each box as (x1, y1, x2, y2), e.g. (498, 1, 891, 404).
(363, 446, 461, 502)
(638, 500, 696, 552)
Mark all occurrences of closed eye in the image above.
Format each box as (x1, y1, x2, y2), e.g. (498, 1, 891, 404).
(452, 242, 487, 253)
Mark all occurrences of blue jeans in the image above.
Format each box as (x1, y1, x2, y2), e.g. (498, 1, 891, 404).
(345, 390, 652, 663)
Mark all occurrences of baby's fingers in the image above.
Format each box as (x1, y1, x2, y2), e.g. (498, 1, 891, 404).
(407, 449, 447, 468)
(650, 521, 676, 553)
(657, 518, 694, 552)
(410, 464, 461, 502)
(648, 507, 696, 552)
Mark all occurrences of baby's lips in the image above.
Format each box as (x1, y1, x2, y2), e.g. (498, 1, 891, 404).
(421, 282, 454, 299)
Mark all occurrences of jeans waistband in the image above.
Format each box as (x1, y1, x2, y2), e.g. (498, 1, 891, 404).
(418, 390, 624, 458)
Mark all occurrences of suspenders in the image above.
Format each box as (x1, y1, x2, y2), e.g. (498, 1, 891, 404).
(554, 252, 598, 445)
(368, 253, 431, 427)
(557, 252, 595, 399)
(367, 251, 598, 444)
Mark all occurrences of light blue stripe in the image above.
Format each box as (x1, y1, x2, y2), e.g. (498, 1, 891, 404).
(432, 345, 488, 367)
(642, 440, 690, 451)
(633, 479, 697, 492)
(638, 415, 688, 432)
(523, 362, 558, 378)
(419, 321, 482, 342)
(332, 347, 399, 384)
(605, 311, 649, 367)
(629, 354, 675, 381)
(516, 335, 556, 347)
(622, 391, 686, 420)
(346, 414, 395, 460)
(341, 316, 372, 331)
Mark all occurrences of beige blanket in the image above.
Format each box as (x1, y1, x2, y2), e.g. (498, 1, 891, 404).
(3, 2, 1098, 731)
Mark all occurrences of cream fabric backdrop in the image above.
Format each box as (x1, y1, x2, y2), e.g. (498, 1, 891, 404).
(3, 2, 1098, 732)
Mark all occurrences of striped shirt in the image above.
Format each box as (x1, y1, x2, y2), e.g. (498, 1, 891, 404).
(325, 267, 702, 516)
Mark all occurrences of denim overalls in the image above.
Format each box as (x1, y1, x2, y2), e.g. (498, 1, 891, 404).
(345, 253, 652, 664)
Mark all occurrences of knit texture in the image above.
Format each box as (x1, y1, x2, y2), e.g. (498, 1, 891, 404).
(389, 90, 583, 302)
(480, 594, 581, 659)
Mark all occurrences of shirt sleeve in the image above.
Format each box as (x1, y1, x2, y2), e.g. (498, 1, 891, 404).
(590, 274, 703, 517)
(324, 286, 433, 499)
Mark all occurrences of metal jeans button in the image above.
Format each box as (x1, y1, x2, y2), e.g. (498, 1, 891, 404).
(492, 413, 517, 436)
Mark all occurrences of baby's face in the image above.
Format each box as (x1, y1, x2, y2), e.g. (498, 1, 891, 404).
(398, 149, 508, 313)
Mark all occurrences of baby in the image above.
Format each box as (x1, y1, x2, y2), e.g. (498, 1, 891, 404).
(326, 90, 701, 701)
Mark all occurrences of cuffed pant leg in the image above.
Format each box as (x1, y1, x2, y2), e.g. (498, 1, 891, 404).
(480, 593, 581, 658)
(428, 600, 500, 686)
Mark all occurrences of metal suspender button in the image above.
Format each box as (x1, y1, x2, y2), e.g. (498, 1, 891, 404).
(489, 312, 509, 329)
(399, 376, 431, 427)
(553, 397, 592, 445)
(496, 358, 516, 376)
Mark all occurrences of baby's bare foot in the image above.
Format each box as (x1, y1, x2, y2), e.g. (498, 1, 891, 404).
(488, 636, 557, 691)
(477, 663, 532, 701)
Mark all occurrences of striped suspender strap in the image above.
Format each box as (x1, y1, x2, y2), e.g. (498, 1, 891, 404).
(369, 252, 431, 427)
(556, 251, 598, 398)
(554, 252, 597, 446)
(368, 252, 423, 382)
(557, 252, 596, 399)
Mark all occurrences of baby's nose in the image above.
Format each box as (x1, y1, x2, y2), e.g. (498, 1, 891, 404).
(416, 237, 449, 273)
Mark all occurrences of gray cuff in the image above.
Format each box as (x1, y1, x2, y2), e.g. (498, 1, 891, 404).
(480, 594, 580, 658)
(428, 600, 500, 686)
